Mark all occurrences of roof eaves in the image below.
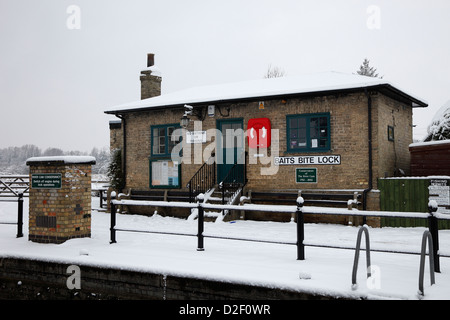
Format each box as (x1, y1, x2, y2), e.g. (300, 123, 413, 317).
(104, 82, 427, 115)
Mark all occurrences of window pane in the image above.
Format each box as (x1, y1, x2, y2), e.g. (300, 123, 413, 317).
(310, 126, 318, 139)
(288, 114, 329, 151)
(290, 118, 298, 129)
(159, 136, 165, 148)
(153, 128, 159, 138)
(153, 128, 160, 154)
(290, 129, 298, 139)
(152, 125, 181, 155)
(298, 117, 306, 128)
(298, 128, 307, 147)
(168, 127, 181, 154)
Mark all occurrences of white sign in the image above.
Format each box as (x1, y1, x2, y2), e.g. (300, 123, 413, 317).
(186, 131, 206, 144)
(429, 179, 450, 214)
(274, 155, 341, 166)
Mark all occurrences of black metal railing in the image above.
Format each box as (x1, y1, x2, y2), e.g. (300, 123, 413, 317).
(0, 193, 24, 238)
(187, 157, 216, 203)
(0, 175, 29, 197)
(219, 152, 247, 204)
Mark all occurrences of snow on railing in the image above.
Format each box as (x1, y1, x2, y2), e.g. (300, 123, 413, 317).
(110, 195, 447, 263)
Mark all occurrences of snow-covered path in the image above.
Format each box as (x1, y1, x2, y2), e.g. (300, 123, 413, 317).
(1, 197, 450, 300)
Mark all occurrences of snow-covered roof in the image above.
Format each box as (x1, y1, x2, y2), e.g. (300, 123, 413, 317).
(105, 71, 428, 114)
(409, 139, 450, 148)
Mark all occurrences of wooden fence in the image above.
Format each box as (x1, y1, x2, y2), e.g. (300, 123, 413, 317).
(379, 177, 450, 229)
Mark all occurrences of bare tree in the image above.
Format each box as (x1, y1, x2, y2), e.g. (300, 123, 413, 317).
(264, 64, 285, 78)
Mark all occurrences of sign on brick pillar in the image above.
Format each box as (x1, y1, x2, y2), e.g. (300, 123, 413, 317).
(26, 156, 96, 244)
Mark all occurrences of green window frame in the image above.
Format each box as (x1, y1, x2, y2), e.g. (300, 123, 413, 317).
(151, 124, 182, 158)
(286, 113, 331, 153)
(150, 124, 182, 189)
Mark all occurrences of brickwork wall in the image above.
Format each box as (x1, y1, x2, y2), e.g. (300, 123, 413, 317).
(374, 94, 413, 185)
(410, 141, 450, 176)
(28, 163, 92, 243)
(0, 257, 343, 300)
(140, 71, 162, 100)
(109, 121, 123, 152)
(116, 91, 413, 213)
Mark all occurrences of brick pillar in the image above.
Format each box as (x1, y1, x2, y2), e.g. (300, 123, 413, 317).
(26, 156, 96, 244)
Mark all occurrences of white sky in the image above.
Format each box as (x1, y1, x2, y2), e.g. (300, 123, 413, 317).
(1, 0, 449, 152)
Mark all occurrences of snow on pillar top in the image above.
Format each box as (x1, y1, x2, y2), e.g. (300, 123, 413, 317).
(26, 156, 97, 166)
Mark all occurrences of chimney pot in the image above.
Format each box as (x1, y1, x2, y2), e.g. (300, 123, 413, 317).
(147, 53, 155, 67)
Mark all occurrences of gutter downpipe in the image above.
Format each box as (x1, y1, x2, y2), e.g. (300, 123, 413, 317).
(115, 113, 126, 190)
(363, 88, 373, 224)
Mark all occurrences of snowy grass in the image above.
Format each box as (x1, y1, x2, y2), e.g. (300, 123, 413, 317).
(1, 197, 450, 300)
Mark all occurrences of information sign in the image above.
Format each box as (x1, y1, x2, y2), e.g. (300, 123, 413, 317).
(31, 173, 62, 189)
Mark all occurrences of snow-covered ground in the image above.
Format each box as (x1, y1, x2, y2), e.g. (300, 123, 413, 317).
(1, 196, 450, 300)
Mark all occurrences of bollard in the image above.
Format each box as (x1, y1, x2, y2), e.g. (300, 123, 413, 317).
(296, 196, 305, 260)
(110, 201, 116, 244)
(427, 202, 440, 273)
(16, 193, 23, 238)
(196, 194, 205, 251)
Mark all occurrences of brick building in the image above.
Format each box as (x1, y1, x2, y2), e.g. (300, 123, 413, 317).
(105, 54, 427, 218)
(409, 140, 450, 176)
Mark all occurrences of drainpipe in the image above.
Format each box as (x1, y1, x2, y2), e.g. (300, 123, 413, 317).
(115, 113, 126, 189)
(363, 89, 373, 216)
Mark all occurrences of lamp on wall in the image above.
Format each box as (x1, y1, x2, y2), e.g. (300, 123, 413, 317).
(180, 114, 190, 129)
(180, 104, 206, 128)
(180, 105, 193, 128)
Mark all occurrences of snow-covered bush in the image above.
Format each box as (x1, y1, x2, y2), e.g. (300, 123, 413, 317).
(424, 100, 450, 141)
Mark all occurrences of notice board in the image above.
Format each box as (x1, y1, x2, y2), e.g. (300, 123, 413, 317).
(150, 159, 180, 188)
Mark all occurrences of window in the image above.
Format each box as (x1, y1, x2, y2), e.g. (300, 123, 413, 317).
(388, 125, 394, 142)
(151, 124, 182, 157)
(286, 113, 330, 152)
(150, 124, 182, 189)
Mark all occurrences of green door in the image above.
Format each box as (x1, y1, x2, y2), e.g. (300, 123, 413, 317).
(217, 119, 244, 184)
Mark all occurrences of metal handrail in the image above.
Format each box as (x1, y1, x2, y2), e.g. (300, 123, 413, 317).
(351, 225, 371, 290)
(219, 151, 247, 205)
(0, 175, 29, 197)
(0, 193, 24, 238)
(418, 230, 435, 297)
(186, 157, 216, 203)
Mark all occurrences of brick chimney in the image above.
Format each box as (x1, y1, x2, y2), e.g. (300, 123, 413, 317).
(140, 53, 162, 100)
